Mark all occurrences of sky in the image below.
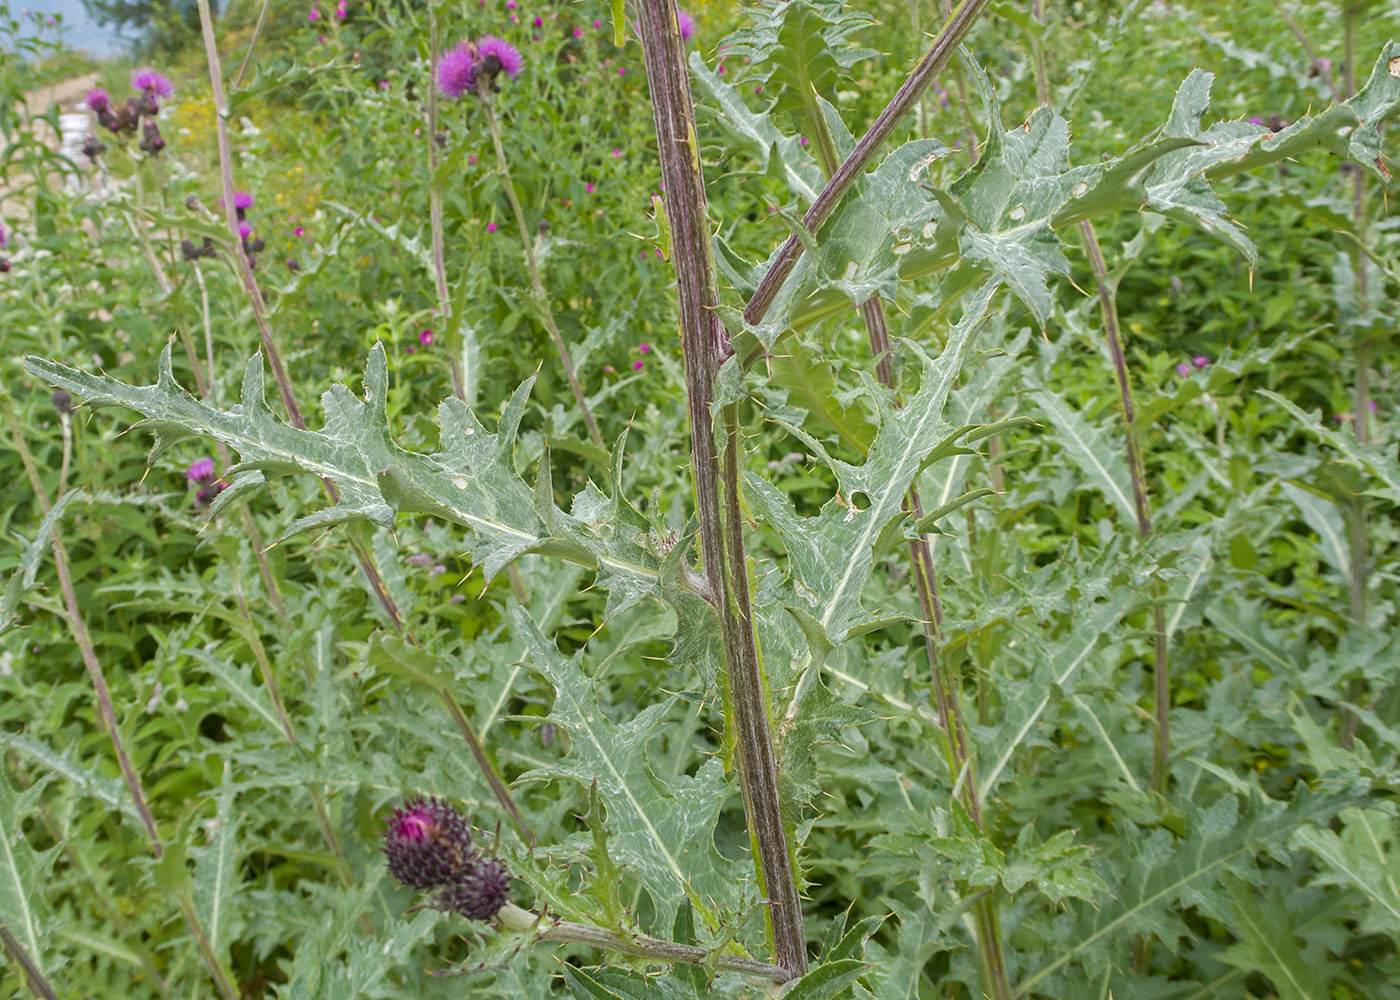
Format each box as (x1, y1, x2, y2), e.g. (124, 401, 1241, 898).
(13, 0, 123, 56)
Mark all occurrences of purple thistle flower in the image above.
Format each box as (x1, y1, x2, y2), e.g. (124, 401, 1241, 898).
(677, 9, 694, 41)
(233, 190, 255, 210)
(437, 42, 477, 98)
(238, 222, 252, 241)
(131, 68, 173, 98)
(85, 87, 110, 113)
(476, 35, 523, 81)
(1176, 362, 1190, 377)
(419, 329, 434, 345)
(383, 797, 476, 890)
(186, 458, 215, 482)
(1247, 116, 1265, 126)
(0, 223, 7, 249)
(444, 856, 511, 920)
(1192, 355, 1210, 369)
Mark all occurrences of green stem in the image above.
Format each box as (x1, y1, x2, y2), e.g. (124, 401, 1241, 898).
(481, 90, 604, 449)
(496, 904, 791, 983)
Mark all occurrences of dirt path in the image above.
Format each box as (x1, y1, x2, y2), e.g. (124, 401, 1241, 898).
(5, 73, 101, 222)
(22, 71, 100, 116)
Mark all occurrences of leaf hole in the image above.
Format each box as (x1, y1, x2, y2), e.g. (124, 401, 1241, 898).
(452, 475, 469, 489)
(849, 491, 872, 511)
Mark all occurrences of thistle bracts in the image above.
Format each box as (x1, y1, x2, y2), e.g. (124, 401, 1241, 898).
(381, 797, 510, 921)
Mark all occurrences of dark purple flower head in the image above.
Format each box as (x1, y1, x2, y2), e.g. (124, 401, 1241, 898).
(437, 42, 477, 98)
(194, 480, 227, 508)
(383, 797, 475, 890)
(131, 68, 173, 98)
(181, 237, 215, 261)
(0, 223, 7, 249)
(187, 458, 215, 482)
(445, 856, 510, 920)
(85, 87, 110, 113)
(677, 9, 695, 42)
(139, 119, 165, 154)
(82, 133, 104, 160)
(476, 35, 522, 82)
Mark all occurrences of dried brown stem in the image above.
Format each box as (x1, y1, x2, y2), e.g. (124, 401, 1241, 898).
(636, 0, 806, 975)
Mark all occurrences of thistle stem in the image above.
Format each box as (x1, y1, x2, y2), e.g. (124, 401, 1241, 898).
(0, 923, 59, 1000)
(0, 399, 162, 857)
(438, 690, 537, 847)
(636, 0, 806, 974)
(427, 8, 469, 404)
(744, 0, 991, 325)
(1079, 220, 1170, 794)
(196, 0, 407, 632)
(496, 904, 792, 983)
(1340, 8, 1370, 746)
(805, 97, 1010, 999)
(481, 91, 604, 450)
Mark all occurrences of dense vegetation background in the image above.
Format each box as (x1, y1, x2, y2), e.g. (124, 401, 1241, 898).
(1, 0, 1398, 997)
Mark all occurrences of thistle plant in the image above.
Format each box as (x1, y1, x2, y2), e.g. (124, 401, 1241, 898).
(5, 2, 1400, 998)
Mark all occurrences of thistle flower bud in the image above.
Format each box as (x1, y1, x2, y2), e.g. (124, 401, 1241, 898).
(382, 797, 475, 890)
(51, 389, 73, 415)
(139, 119, 165, 154)
(444, 856, 510, 920)
(82, 133, 105, 161)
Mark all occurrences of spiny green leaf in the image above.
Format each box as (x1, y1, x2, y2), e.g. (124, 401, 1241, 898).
(1260, 390, 1400, 506)
(690, 53, 823, 206)
(1031, 386, 1136, 528)
(1292, 808, 1400, 937)
(514, 609, 744, 935)
(0, 489, 82, 636)
(1216, 879, 1332, 1000)
(750, 281, 998, 646)
(1022, 791, 1348, 992)
(22, 346, 663, 604)
(0, 772, 60, 979)
(190, 770, 241, 970)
